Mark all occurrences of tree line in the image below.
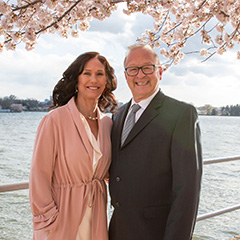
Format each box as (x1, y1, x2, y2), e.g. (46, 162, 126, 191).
(220, 105, 240, 116)
(1, 95, 240, 116)
(198, 104, 240, 116)
(0, 95, 52, 111)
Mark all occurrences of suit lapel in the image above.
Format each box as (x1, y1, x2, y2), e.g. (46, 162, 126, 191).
(113, 101, 131, 149)
(121, 91, 165, 148)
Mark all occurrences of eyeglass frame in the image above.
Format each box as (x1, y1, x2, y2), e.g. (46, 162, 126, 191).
(125, 64, 161, 76)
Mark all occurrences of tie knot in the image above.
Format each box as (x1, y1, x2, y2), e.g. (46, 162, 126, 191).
(131, 104, 141, 114)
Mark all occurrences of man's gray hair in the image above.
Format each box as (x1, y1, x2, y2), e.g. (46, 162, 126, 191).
(124, 43, 160, 67)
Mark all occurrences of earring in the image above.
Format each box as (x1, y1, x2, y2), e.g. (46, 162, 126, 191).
(75, 87, 78, 93)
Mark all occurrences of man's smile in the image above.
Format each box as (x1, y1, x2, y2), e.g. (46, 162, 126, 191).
(135, 81, 149, 86)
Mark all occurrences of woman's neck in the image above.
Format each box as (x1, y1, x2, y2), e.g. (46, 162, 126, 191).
(75, 97, 98, 120)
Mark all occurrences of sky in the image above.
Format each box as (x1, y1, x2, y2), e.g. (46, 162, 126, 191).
(0, 3, 240, 108)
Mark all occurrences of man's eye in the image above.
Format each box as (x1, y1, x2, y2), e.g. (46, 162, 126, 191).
(143, 66, 151, 70)
(129, 68, 137, 72)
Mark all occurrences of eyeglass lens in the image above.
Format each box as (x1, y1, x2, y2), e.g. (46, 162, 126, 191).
(126, 65, 155, 76)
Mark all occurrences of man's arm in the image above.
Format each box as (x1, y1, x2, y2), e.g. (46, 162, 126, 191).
(164, 105, 203, 240)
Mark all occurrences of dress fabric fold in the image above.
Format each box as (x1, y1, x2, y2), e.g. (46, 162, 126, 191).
(76, 112, 102, 240)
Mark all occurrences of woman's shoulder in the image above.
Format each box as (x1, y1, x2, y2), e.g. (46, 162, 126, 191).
(41, 104, 69, 125)
(99, 112, 112, 126)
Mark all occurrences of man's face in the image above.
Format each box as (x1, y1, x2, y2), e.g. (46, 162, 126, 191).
(124, 47, 163, 103)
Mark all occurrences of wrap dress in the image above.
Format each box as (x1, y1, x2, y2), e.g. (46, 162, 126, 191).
(29, 97, 112, 240)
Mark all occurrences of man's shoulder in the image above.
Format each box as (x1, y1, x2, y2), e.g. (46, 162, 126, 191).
(163, 95, 196, 111)
(119, 102, 129, 110)
(112, 102, 129, 118)
(160, 94, 198, 120)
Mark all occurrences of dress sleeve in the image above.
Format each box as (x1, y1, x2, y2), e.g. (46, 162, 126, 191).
(164, 105, 203, 240)
(29, 113, 59, 231)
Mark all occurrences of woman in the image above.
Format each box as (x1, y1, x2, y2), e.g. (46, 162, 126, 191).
(29, 52, 117, 240)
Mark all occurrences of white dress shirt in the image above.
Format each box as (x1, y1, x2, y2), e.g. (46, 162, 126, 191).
(125, 88, 160, 124)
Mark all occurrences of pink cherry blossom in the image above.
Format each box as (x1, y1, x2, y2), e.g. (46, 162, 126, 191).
(237, 51, 240, 60)
(0, 0, 239, 65)
(200, 49, 208, 57)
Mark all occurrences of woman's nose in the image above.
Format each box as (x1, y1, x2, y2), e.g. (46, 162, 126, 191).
(90, 75, 97, 82)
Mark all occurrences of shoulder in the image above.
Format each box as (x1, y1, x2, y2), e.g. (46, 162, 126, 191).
(40, 104, 70, 127)
(164, 95, 197, 112)
(99, 112, 113, 126)
(47, 96, 76, 120)
(112, 102, 129, 121)
(99, 113, 113, 136)
(48, 104, 69, 118)
(157, 94, 198, 123)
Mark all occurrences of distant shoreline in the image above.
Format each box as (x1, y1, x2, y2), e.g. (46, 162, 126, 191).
(1, 110, 240, 117)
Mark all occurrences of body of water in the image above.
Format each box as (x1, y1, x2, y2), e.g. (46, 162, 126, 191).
(0, 112, 239, 240)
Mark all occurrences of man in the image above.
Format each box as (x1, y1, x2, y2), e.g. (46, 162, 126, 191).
(109, 44, 202, 240)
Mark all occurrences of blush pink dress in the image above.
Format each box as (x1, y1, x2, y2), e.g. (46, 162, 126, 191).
(29, 97, 111, 240)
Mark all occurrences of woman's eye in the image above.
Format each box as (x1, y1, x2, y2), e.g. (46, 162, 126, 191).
(83, 72, 91, 75)
(97, 72, 104, 76)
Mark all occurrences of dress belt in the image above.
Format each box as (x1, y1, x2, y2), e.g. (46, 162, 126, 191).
(84, 178, 104, 207)
(53, 178, 105, 236)
(53, 178, 104, 207)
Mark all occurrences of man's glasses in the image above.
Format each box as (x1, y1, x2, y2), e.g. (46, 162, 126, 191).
(125, 64, 160, 76)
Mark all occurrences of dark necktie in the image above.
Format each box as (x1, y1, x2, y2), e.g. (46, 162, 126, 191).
(121, 104, 141, 145)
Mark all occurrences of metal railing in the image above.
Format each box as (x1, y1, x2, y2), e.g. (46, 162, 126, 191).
(1, 156, 240, 222)
(0, 181, 29, 193)
(196, 155, 240, 221)
(197, 204, 240, 221)
(203, 155, 240, 165)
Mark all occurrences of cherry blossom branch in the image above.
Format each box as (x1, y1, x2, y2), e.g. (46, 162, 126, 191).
(12, 0, 43, 12)
(202, 22, 240, 62)
(0, 0, 239, 64)
(36, 0, 83, 34)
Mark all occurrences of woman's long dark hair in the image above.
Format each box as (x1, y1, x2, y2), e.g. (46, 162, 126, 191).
(51, 52, 118, 113)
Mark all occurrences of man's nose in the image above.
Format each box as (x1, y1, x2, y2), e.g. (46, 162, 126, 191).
(136, 68, 145, 78)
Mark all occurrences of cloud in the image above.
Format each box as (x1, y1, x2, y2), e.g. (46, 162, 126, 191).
(160, 51, 240, 107)
(0, 49, 75, 100)
(0, 4, 239, 108)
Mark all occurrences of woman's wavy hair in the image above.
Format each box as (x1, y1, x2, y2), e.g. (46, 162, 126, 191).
(51, 52, 118, 113)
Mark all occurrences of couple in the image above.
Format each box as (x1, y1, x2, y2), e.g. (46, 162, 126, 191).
(29, 44, 203, 240)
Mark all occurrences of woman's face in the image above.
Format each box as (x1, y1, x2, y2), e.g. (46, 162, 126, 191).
(77, 57, 107, 102)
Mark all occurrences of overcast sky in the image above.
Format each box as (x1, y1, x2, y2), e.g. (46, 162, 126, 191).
(0, 3, 239, 107)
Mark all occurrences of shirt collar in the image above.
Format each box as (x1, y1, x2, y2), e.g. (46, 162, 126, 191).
(130, 88, 160, 111)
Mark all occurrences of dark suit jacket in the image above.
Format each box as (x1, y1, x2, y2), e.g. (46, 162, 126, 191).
(109, 90, 202, 240)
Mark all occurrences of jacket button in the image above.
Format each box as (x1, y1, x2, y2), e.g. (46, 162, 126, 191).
(115, 201, 120, 207)
(116, 176, 121, 182)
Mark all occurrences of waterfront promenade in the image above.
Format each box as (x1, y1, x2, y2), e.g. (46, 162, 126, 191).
(1, 156, 240, 240)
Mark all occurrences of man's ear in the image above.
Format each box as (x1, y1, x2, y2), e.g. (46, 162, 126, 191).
(158, 67, 163, 81)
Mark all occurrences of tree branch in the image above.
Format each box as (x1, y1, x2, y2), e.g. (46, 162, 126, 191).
(12, 0, 43, 12)
(110, 0, 128, 3)
(35, 0, 83, 34)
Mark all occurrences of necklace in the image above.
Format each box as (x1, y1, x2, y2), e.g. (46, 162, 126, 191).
(76, 105, 98, 120)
